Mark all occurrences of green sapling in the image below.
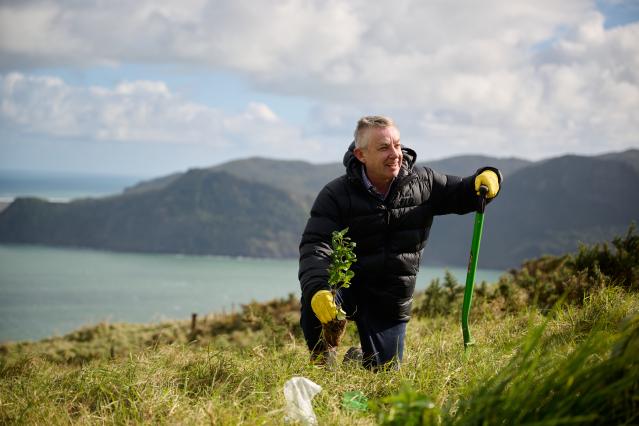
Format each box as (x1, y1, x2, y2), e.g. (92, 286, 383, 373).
(327, 227, 357, 321)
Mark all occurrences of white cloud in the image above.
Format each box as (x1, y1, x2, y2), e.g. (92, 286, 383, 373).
(0, 0, 637, 163)
(0, 1, 587, 74)
(0, 72, 325, 160)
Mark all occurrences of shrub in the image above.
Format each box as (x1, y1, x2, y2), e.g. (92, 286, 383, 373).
(414, 271, 464, 318)
(571, 223, 639, 291)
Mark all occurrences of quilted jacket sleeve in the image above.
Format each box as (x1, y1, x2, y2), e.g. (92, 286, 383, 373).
(298, 182, 344, 303)
(427, 166, 503, 215)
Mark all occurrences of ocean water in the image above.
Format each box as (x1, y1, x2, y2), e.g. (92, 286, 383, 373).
(0, 244, 503, 342)
(0, 169, 144, 202)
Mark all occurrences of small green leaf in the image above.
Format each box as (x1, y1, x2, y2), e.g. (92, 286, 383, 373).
(326, 228, 358, 308)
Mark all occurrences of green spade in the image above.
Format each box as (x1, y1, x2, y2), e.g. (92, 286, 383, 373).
(461, 185, 488, 349)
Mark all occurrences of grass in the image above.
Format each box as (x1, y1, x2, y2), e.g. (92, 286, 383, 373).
(2, 288, 637, 424)
(1, 228, 638, 424)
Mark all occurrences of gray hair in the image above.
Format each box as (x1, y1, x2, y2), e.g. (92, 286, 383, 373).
(354, 115, 396, 149)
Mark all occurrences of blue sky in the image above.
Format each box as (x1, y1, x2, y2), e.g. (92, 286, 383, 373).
(1, 0, 638, 177)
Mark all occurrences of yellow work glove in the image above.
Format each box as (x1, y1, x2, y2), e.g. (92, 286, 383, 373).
(311, 290, 337, 323)
(474, 170, 500, 199)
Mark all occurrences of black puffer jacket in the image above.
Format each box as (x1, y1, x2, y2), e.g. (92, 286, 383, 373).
(299, 143, 501, 321)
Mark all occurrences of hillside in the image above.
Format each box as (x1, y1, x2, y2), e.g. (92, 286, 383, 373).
(426, 152, 639, 268)
(599, 148, 639, 173)
(420, 154, 531, 177)
(1, 150, 637, 268)
(0, 169, 307, 258)
(124, 154, 528, 197)
(483, 154, 639, 267)
(1, 231, 637, 424)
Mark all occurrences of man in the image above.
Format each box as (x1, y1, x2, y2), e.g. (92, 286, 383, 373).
(298, 115, 502, 369)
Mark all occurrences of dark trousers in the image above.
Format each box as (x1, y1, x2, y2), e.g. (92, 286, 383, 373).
(300, 287, 407, 369)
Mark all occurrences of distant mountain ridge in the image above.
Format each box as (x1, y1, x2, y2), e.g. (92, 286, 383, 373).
(425, 151, 639, 268)
(125, 153, 532, 199)
(1, 149, 637, 268)
(0, 169, 307, 258)
(419, 155, 532, 178)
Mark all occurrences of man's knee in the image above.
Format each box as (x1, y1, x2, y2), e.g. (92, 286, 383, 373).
(358, 319, 407, 369)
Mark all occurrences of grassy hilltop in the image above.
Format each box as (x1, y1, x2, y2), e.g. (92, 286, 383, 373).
(1, 227, 638, 425)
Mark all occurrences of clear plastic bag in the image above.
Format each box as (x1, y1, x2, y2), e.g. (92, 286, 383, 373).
(283, 376, 322, 425)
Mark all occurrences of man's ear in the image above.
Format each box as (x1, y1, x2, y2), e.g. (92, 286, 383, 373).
(354, 147, 366, 163)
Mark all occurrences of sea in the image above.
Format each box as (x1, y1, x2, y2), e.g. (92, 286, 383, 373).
(0, 170, 503, 342)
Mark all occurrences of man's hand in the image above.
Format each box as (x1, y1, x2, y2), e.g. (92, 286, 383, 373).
(474, 170, 500, 198)
(311, 290, 338, 323)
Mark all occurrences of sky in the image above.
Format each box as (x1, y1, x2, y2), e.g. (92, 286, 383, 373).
(1, 0, 638, 178)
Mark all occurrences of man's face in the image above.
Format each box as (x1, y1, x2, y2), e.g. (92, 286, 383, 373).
(355, 126, 403, 184)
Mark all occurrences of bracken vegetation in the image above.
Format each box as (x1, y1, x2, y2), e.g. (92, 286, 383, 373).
(1, 225, 638, 424)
